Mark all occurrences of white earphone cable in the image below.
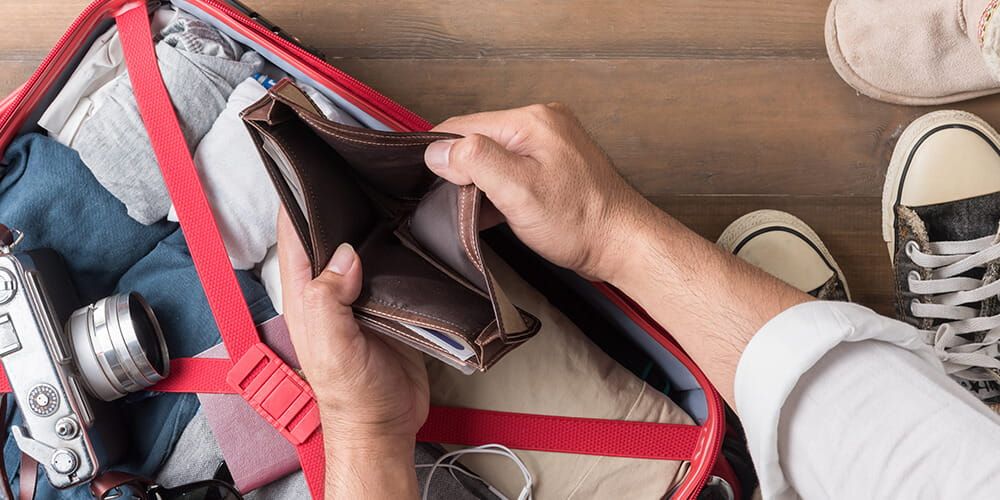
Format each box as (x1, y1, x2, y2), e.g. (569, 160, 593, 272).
(416, 444, 533, 500)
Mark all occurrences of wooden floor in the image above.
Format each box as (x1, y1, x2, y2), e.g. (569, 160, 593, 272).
(6, 0, 1000, 315)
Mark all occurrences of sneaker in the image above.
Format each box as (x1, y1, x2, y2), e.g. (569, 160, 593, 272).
(717, 209, 850, 301)
(825, 0, 1000, 105)
(883, 110, 1000, 406)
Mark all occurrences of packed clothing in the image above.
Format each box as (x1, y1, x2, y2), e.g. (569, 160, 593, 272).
(0, 5, 700, 499)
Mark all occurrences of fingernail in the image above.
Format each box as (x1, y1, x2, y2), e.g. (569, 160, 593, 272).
(425, 139, 455, 171)
(327, 243, 356, 275)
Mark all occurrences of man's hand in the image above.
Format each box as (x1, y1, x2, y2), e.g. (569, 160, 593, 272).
(425, 104, 809, 406)
(425, 103, 655, 282)
(277, 209, 428, 498)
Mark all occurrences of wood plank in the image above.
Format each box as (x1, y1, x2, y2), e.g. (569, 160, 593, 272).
(0, 0, 829, 59)
(0, 62, 38, 97)
(6, 52, 1000, 199)
(259, 0, 829, 59)
(331, 57, 1000, 197)
(0, 1, 88, 59)
(653, 195, 894, 316)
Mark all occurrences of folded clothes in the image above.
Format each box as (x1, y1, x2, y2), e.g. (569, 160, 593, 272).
(428, 248, 693, 499)
(43, 10, 263, 225)
(166, 78, 277, 270)
(0, 134, 176, 302)
(164, 77, 364, 270)
(37, 8, 178, 146)
(261, 246, 283, 313)
(116, 229, 277, 359)
(111, 229, 276, 481)
(297, 82, 364, 127)
(0, 134, 276, 499)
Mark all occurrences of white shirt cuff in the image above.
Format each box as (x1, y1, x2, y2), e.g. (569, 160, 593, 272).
(734, 301, 939, 499)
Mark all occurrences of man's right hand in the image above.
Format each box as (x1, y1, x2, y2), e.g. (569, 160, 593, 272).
(424, 103, 655, 283)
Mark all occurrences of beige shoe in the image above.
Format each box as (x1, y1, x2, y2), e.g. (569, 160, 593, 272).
(717, 210, 850, 301)
(826, 0, 1000, 105)
(883, 110, 1000, 408)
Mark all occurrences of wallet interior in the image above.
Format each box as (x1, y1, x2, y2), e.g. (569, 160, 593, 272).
(242, 80, 540, 372)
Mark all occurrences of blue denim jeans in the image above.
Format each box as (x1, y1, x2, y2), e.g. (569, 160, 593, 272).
(0, 135, 276, 498)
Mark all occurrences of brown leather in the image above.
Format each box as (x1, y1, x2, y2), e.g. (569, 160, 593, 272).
(0, 396, 12, 500)
(18, 454, 36, 500)
(242, 79, 540, 371)
(89, 471, 144, 499)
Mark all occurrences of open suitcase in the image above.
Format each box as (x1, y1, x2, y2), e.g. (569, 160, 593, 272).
(0, 1, 752, 498)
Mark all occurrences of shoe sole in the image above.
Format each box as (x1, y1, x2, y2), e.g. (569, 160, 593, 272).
(717, 209, 851, 301)
(881, 110, 1000, 262)
(825, 0, 1000, 106)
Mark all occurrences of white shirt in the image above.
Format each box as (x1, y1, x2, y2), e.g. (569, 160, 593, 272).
(736, 302, 1000, 499)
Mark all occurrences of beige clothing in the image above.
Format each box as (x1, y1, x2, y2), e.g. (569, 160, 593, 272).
(428, 249, 691, 499)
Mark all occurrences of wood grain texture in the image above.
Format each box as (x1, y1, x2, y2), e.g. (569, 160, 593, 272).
(1, 0, 991, 316)
(0, 0, 828, 58)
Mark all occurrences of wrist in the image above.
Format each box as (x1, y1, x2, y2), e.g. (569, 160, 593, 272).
(591, 190, 664, 285)
(325, 427, 418, 499)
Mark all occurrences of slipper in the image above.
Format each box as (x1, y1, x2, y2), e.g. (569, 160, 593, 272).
(826, 0, 1000, 105)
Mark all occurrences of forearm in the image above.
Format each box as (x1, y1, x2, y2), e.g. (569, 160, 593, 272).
(324, 430, 419, 499)
(607, 200, 811, 406)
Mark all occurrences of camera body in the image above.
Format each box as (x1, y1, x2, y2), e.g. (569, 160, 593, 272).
(0, 247, 168, 488)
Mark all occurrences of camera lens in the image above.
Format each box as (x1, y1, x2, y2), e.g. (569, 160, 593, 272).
(68, 293, 169, 402)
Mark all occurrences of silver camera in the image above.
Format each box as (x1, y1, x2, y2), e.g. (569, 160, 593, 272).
(0, 231, 169, 488)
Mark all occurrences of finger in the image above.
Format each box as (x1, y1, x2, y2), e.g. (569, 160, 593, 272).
(431, 105, 551, 153)
(308, 243, 364, 308)
(300, 244, 365, 355)
(424, 133, 538, 200)
(478, 198, 506, 229)
(277, 207, 313, 330)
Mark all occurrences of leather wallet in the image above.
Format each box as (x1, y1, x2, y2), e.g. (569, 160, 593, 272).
(242, 80, 540, 372)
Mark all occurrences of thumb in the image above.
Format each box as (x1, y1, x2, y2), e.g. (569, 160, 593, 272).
(424, 134, 537, 199)
(294, 243, 364, 360)
(302, 243, 363, 313)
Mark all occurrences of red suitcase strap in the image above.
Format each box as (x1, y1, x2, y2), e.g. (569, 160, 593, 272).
(113, 6, 328, 496)
(0, 5, 710, 498)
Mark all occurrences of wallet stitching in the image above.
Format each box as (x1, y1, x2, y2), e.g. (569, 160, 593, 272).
(298, 113, 447, 141)
(364, 296, 468, 331)
(277, 86, 453, 142)
(253, 129, 315, 265)
(457, 190, 509, 336)
(457, 189, 485, 274)
(361, 315, 454, 358)
(458, 187, 518, 338)
(357, 303, 471, 340)
(298, 114, 445, 145)
(474, 321, 500, 345)
(269, 132, 331, 265)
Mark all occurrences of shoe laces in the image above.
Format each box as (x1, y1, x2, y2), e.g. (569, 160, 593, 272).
(905, 235, 1000, 382)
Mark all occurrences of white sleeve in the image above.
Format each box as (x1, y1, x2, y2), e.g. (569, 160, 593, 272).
(734, 301, 1000, 499)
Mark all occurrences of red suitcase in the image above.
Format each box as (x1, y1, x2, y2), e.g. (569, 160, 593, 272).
(0, 1, 748, 498)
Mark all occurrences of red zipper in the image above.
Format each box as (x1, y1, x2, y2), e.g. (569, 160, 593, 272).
(0, 0, 434, 144)
(0, 0, 117, 141)
(194, 0, 433, 133)
(0, 3, 725, 496)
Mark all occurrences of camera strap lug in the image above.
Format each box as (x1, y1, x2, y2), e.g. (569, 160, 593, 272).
(0, 224, 23, 255)
(9, 426, 78, 478)
(225, 343, 320, 445)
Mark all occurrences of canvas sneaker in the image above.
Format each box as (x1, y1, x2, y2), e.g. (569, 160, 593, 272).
(884, 110, 1000, 408)
(717, 209, 850, 301)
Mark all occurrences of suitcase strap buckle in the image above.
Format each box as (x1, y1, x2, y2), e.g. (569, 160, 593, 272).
(226, 343, 321, 445)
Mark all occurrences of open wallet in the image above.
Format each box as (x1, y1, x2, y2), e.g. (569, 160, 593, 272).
(241, 80, 541, 373)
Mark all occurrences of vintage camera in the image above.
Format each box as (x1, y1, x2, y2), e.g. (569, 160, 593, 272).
(0, 230, 169, 488)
